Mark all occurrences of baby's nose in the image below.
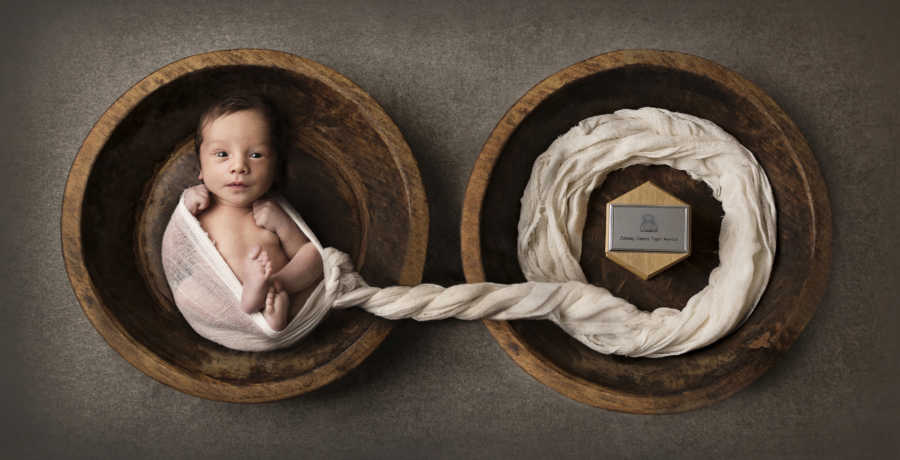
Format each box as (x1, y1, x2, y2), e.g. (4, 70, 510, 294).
(230, 159, 249, 174)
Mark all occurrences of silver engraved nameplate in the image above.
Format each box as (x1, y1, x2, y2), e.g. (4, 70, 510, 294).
(606, 204, 690, 253)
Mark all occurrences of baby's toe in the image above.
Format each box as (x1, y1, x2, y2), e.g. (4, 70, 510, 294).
(264, 289, 274, 312)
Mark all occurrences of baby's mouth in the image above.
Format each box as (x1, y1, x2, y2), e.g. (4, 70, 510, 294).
(227, 182, 248, 188)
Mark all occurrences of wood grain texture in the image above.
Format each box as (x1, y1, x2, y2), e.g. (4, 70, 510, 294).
(605, 181, 692, 280)
(61, 49, 428, 402)
(460, 50, 832, 413)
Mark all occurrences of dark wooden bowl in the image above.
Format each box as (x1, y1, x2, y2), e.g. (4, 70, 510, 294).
(461, 50, 831, 413)
(62, 49, 428, 402)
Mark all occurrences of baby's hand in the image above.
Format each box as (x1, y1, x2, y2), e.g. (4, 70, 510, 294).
(252, 198, 291, 234)
(183, 184, 210, 215)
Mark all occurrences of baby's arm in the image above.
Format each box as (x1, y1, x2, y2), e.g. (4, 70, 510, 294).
(183, 184, 210, 215)
(252, 199, 323, 294)
(270, 243, 323, 294)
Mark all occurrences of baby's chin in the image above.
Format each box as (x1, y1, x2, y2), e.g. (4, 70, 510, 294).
(211, 185, 272, 206)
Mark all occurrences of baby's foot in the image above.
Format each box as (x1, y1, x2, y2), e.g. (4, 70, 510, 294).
(264, 281, 290, 331)
(240, 245, 271, 314)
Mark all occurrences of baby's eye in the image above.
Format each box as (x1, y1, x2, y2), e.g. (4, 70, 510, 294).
(215, 151, 228, 158)
(249, 152, 263, 159)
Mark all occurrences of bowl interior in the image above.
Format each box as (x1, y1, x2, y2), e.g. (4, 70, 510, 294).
(479, 63, 814, 398)
(80, 64, 414, 388)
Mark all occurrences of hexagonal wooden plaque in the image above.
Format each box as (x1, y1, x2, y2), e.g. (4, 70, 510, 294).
(605, 181, 691, 279)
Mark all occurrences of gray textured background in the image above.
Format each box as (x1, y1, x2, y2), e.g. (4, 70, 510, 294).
(2, 0, 898, 458)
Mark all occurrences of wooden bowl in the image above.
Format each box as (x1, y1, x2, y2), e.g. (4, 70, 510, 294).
(62, 49, 428, 402)
(461, 50, 831, 413)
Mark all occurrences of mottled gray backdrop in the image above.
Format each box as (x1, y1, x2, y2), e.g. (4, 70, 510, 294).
(2, 0, 897, 458)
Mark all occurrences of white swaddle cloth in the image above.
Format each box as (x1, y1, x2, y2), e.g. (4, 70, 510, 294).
(161, 107, 776, 357)
(162, 193, 339, 351)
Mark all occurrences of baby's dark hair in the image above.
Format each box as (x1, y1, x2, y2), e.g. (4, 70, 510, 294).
(194, 94, 289, 187)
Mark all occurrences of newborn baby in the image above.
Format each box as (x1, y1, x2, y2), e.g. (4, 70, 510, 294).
(181, 95, 323, 331)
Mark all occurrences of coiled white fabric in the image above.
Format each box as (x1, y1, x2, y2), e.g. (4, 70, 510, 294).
(163, 107, 776, 357)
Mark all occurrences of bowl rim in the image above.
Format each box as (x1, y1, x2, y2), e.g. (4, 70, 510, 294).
(460, 49, 832, 413)
(61, 48, 429, 402)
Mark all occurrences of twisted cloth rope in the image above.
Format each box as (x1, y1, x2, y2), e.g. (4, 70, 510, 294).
(327, 107, 776, 358)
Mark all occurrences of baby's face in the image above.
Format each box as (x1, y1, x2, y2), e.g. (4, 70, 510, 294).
(198, 109, 277, 208)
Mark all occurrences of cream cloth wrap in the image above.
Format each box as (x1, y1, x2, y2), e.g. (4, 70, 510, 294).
(162, 107, 776, 357)
(162, 193, 335, 351)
